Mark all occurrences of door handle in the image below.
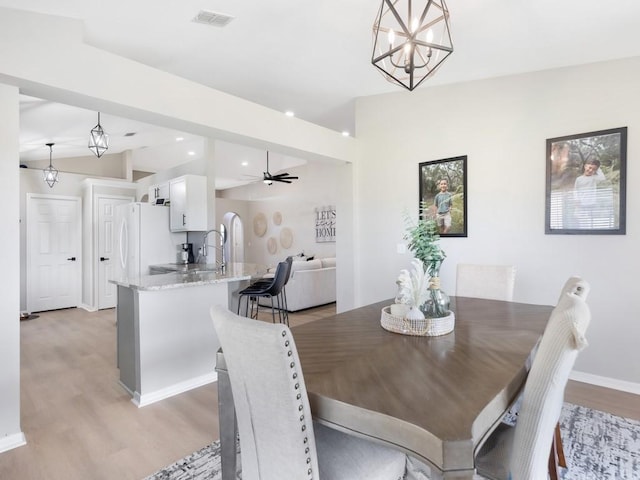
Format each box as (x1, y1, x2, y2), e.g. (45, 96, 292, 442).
(67, 257, 77, 261)
(182, 213, 186, 226)
(100, 257, 109, 261)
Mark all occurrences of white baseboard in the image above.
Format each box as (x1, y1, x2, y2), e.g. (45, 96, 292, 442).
(570, 370, 640, 395)
(78, 303, 97, 312)
(132, 372, 218, 408)
(0, 431, 27, 453)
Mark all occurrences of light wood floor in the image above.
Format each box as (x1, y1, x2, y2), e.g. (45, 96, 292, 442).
(0, 303, 637, 480)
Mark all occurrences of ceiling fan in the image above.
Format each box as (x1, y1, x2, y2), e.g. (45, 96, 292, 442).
(263, 151, 299, 185)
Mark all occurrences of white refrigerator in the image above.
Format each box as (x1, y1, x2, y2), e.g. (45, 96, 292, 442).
(114, 202, 186, 278)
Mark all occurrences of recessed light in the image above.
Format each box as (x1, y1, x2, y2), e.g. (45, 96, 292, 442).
(241, 161, 249, 167)
(188, 151, 195, 156)
(285, 111, 295, 117)
(176, 137, 184, 142)
(342, 131, 350, 137)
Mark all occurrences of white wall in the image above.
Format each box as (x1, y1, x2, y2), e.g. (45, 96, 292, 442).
(0, 84, 24, 451)
(219, 162, 341, 267)
(353, 57, 640, 389)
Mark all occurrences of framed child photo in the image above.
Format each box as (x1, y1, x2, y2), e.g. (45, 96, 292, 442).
(419, 155, 467, 237)
(545, 127, 627, 235)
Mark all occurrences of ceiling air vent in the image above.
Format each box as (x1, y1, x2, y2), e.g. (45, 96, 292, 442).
(192, 10, 235, 27)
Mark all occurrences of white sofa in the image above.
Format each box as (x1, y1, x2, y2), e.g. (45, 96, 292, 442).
(259, 257, 336, 312)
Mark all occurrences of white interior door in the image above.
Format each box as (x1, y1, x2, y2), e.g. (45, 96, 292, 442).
(97, 196, 132, 309)
(27, 194, 81, 313)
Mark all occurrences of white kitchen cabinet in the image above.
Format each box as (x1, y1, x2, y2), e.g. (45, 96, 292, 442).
(148, 182, 170, 204)
(169, 174, 207, 231)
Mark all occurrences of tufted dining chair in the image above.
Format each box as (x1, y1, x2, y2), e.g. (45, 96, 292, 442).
(474, 276, 591, 480)
(210, 305, 408, 480)
(455, 264, 517, 301)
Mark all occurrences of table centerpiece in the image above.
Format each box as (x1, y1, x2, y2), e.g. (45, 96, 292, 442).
(403, 201, 450, 318)
(380, 203, 454, 336)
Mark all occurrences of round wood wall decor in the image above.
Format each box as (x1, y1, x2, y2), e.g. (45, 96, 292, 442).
(253, 213, 267, 237)
(280, 227, 293, 249)
(273, 211, 282, 226)
(267, 237, 278, 255)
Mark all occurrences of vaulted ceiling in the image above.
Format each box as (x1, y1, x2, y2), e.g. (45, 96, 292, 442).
(4, 0, 640, 186)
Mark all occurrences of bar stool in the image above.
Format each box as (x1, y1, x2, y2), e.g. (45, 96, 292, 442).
(248, 256, 293, 325)
(237, 261, 289, 324)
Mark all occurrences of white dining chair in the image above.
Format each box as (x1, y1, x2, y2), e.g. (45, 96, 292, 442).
(474, 276, 591, 480)
(210, 305, 408, 480)
(455, 264, 517, 301)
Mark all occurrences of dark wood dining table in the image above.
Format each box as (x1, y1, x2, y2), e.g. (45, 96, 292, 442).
(216, 296, 552, 479)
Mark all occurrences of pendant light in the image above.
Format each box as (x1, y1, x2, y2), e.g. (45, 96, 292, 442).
(371, 0, 454, 91)
(88, 112, 109, 158)
(43, 143, 59, 188)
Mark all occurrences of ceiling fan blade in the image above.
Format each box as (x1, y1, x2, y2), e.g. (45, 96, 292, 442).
(262, 151, 298, 184)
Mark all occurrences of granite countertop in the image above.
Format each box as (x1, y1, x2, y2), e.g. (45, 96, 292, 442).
(148, 263, 220, 274)
(110, 262, 268, 291)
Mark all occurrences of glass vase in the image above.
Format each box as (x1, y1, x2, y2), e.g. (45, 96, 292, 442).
(420, 261, 450, 318)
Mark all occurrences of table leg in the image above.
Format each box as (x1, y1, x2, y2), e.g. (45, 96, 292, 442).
(217, 368, 238, 480)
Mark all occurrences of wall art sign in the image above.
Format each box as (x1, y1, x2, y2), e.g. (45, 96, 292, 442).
(546, 127, 627, 235)
(315, 205, 336, 243)
(419, 155, 467, 237)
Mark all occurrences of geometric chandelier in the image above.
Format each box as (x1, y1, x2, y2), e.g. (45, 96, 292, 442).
(42, 142, 59, 188)
(371, 0, 453, 91)
(88, 112, 109, 158)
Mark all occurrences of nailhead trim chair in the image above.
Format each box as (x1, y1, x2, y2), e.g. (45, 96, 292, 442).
(211, 305, 407, 480)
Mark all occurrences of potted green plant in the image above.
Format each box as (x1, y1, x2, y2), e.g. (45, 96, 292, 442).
(403, 202, 449, 318)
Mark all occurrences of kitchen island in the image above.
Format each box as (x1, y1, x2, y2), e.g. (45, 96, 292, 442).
(111, 263, 266, 407)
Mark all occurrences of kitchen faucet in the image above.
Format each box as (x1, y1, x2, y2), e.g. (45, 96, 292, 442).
(201, 227, 227, 271)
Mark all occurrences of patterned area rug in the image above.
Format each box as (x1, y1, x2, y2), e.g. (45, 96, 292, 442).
(143, 440, 242, 480)
(560, 403, 639, 479)
(144, 403, 639, 480)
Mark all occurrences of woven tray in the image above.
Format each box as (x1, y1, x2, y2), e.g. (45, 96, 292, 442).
(380, 306, 455, 337)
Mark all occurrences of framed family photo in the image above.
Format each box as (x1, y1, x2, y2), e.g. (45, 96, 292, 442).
(419, 155, 467, 237)
(545, 127, 627, 235)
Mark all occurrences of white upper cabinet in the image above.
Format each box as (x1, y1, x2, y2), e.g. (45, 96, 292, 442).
(169, 175, 207, 232)
(148, 182, 170, 204)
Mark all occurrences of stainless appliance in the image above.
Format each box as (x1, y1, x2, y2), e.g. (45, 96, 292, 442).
(114, 203, 186, 278)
